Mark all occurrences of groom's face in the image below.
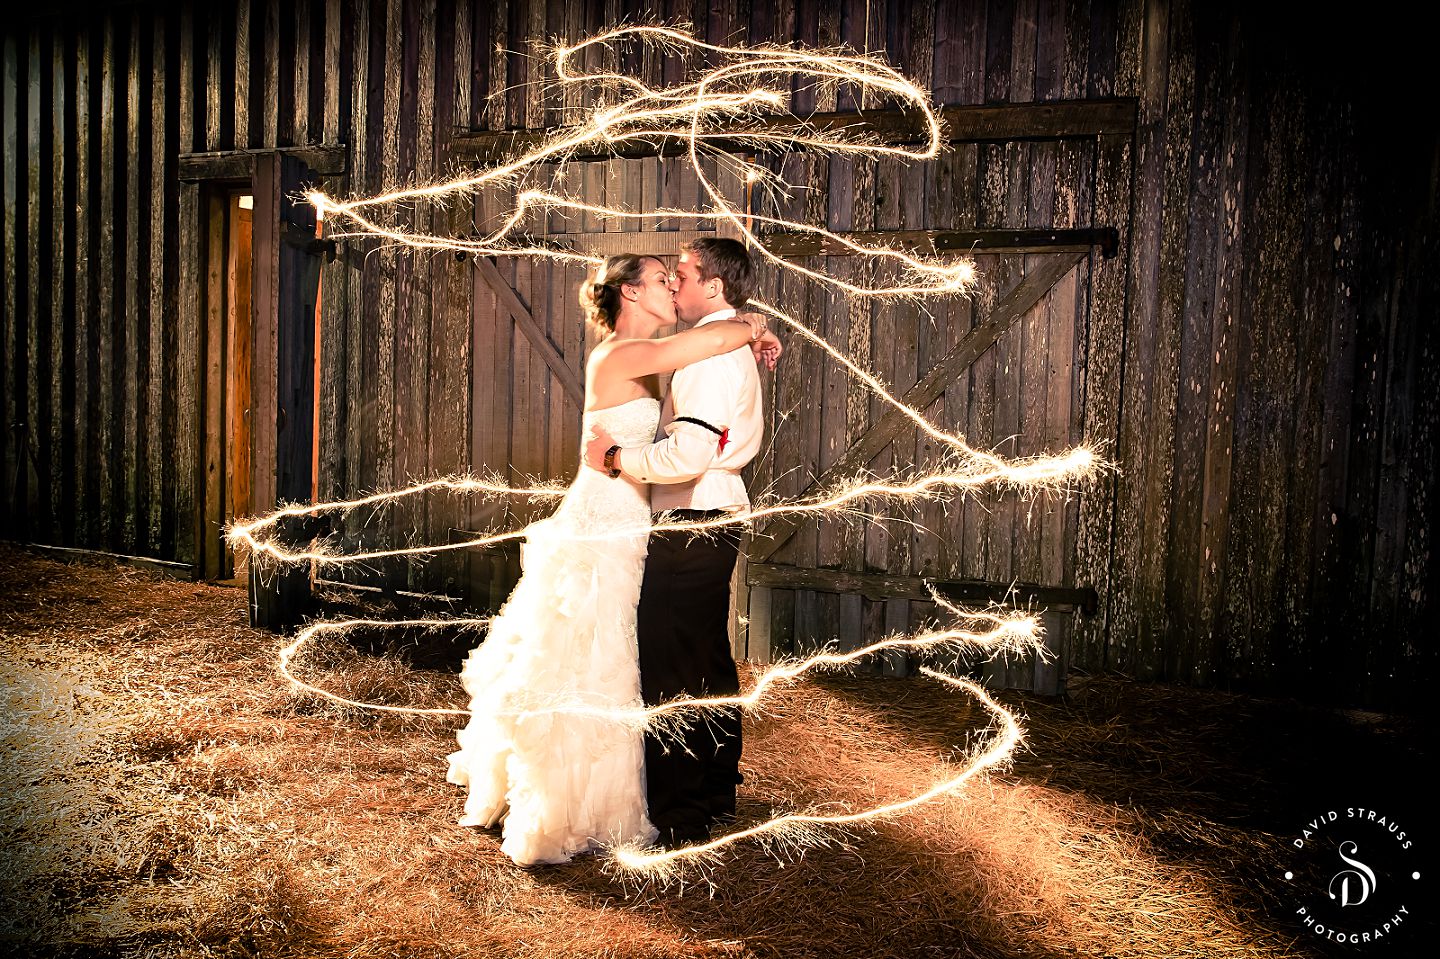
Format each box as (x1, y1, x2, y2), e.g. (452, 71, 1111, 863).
(671, 252, 718, 324)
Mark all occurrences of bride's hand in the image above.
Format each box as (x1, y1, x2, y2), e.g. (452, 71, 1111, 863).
(738, 311, 768, 342)
(583, 424, 617, 473)
(751, 329, 782, 371)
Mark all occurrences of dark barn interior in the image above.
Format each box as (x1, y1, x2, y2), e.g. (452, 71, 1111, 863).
(2, 1, 1438, 956)
(4, 0, 1436, 709)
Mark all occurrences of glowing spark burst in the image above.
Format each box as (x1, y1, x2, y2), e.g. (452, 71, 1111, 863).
(309, 24, 969, 297)
(275, 601, 1040, 880)
(610, 667, 1024, 879)
(230, 23, 1108, 879)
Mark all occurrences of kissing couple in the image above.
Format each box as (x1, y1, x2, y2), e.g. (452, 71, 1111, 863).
(446, 237, 782, 864)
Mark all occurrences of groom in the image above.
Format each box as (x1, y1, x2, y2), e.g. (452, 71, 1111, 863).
(584, 237, 772, 847)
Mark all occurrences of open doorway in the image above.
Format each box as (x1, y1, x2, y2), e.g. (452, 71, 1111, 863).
(199, 187, 254, 583)
(187, 153, 327, 612)
(198, 186, 327, 583)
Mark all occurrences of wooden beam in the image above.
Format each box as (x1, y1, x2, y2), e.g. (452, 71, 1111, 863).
(22, 542, 196, 580)
(274, 155, 319, 505)
(746, 562, 1098, 614)
(178, 152, 250, 180)
(177, 144, 347, 181)
(940, 98, 1136, 141)
(548, 229, 714, 257)
(250, 153, 279, 515)
(761, 227, 1120, 259)
(750, 250, 1088, 563)
(201, 192, 226, 579)
(473, 256, 584, 405)
(451, 99, 1138, 161)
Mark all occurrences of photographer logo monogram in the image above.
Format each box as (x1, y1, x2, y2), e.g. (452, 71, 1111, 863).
(1329, 840, 1377, 907)
(1285, 807, 1421, 946)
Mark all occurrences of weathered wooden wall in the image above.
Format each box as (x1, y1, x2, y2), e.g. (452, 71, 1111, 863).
(1, 0, 1435, 708)
(1092, 2, 1439, 705)
(2, 9, 183, 562)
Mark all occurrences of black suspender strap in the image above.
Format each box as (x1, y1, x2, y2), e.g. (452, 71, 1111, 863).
(672, 415, 725, 436)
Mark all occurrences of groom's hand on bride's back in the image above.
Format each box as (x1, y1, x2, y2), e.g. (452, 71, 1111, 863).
(584, 424, 617, 473)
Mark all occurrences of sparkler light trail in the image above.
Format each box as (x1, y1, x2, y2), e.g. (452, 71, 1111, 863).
(311, 25, 971, 298)
(610, 667, 1025, 879)
(230, 23, 1107, 880)
(276, 599, 1044, 880)
(228, 444, 1097, 566)
(278, 601, 1042, 724)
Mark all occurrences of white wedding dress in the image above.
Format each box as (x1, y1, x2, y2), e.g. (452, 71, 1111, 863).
(446, 397, 660, 865)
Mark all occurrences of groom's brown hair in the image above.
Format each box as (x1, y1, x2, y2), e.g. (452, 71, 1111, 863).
(681, 237, 754, 310)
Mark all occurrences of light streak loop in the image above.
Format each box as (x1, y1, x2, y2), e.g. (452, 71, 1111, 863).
(610, 667, 1023, 878)
(228, 445, 1097, 567)
(275, 602, 1043, 878)
(228, 23, 1110, 879)
(278, 605, 1041, 724)
(309, 24, 964, 296)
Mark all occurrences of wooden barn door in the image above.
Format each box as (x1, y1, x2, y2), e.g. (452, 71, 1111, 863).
(743, 130, 1125, 695)
(462, 157, 746, 608)
(245, 153, 325, 629)
(197, 187, 254, 584)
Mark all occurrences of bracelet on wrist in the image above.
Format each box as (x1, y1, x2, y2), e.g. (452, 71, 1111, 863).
(603, 445, 622, 478)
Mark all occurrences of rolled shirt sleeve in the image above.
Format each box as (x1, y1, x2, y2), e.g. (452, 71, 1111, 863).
(621, 358, 737, 485)
(617, 309, 765, 512)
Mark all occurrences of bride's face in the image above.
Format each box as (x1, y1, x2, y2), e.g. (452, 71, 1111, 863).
(623, 257, 678, 331)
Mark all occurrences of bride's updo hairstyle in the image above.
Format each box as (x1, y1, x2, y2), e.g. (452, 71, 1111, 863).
(579, 254, 656, 332)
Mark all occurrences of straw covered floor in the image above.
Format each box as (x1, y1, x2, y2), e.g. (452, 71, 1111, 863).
(0, 544, 1428, 958)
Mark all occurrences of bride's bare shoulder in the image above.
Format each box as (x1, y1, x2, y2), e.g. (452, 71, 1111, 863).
(584, 341, 624, 401)
(586, 339, 618, 380)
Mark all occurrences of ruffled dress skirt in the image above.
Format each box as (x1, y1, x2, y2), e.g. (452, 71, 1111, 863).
(446, 399, 660, 865)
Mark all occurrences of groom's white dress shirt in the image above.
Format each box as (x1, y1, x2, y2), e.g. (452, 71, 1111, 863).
(619, 307, 764, 513)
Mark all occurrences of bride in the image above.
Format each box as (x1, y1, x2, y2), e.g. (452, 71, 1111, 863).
(446, 253, 777, 866)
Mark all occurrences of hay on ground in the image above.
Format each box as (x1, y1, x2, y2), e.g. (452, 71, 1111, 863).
(1, 544, 1426, 958)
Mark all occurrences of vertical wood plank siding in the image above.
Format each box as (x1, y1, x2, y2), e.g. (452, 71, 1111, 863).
(0, 0, 1435, 709)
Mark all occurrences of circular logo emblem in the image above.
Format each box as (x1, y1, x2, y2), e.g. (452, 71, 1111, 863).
(1286, 806, 1422, 947)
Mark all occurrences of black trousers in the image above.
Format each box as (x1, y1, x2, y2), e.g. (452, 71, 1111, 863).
(637, 512, 744, 833)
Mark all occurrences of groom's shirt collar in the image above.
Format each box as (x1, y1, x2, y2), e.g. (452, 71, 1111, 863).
(693, 307, 737, 327)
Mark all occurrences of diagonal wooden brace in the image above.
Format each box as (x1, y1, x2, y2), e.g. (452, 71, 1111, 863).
(751, 249, 1088, 563)
(474, 256, 584, 405)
